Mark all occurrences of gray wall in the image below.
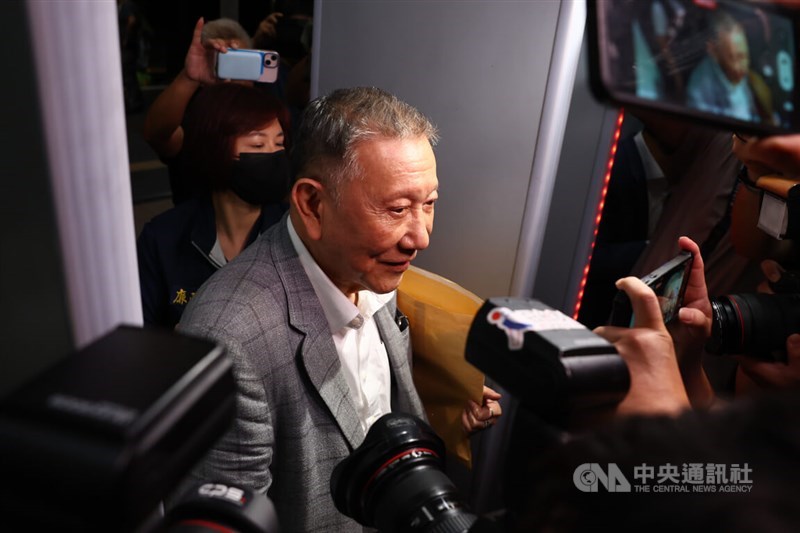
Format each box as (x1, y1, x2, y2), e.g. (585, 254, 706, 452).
(533, 40, 623, 313)
(315, 0, 563, 298)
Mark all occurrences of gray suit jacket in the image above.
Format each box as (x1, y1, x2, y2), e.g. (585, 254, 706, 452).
(176, 216, 426, 532)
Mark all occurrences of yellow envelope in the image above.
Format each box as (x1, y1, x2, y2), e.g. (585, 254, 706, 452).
(397, 266, 485, 468)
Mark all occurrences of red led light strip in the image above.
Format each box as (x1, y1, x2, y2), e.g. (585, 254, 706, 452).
(573, 108, 626, 320)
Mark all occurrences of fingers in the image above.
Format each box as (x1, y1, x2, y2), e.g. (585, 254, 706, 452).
(593, 324, 626, 344)
(482, 385, 502, 401)
(678, 236, 704, 278)
(677, 306, 709, 328)
(192, 17, 204, 44)
(470, 399, 497, 423)
(204, 37, 229, 53)
(733, 133, 800, 178)
(192, 17, 228, 53)
(616, 277, 665, 330)
(485, 399, 502, 419)
(736, 356, 788, 388)
(673, 236, 713, 339)
(193, 17, 227, 53)
(788, 333, 800, 361)
(760, 259, 783, 285)
(462, 401, 492, 433)
(678, 236, 707, 300)
(735, 333, 800, 390)
(462, 396, 502, 435)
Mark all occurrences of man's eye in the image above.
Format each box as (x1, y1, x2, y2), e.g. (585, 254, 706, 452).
(390, 207, 407, 214)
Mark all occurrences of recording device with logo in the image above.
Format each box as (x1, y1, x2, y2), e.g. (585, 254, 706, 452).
(588, 0, 800, 136)
(0, 326, 278, 532)
(217, 49, 280, 83)
(466, 297, 630, 424)
(608, 250, 694, 327)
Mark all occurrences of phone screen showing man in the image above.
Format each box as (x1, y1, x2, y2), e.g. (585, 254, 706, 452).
(590, 0, 799, 134)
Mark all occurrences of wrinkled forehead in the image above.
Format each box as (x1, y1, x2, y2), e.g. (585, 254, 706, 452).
(346, 136, 437, 190)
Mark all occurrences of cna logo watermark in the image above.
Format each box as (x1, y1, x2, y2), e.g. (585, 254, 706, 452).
(573, 463, 753, 493)
(573, 463, 631, 492)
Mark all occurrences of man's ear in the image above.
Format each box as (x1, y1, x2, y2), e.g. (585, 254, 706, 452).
(292, 177, 325, 240)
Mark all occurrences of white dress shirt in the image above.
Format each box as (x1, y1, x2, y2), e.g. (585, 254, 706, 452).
(287, 218, 393, 433)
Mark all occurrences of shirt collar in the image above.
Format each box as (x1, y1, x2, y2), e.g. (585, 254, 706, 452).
(287, 217, 394, 334)
(633, 131, 665, 182)
(711, 57, 743, 94)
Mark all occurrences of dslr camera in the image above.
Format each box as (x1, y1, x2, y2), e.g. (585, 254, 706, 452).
(707, 270, 800, 362)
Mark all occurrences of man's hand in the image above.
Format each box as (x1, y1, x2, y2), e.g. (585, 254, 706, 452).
(670, 236, 716, 408)
(256, 12, 283, 40)
(732, 133, 800, 180)
(736, 334, 800, 390)
(674, 236, 713, 339)
(735, 259, 800, 391)
(594, 277, 691, 416)
(462, 386, 502, 435)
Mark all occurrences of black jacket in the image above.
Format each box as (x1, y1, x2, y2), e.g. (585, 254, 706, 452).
(137, 195, 287, 328)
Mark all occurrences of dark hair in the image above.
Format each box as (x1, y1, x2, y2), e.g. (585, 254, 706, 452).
(514, 390, 800, 532)
(182, 83, 291, 192)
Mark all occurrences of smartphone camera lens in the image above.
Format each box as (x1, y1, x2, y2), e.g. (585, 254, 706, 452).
(264, 54, 278, 67)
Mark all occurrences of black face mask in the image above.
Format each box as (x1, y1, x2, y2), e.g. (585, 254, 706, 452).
(229, 151, 292, 206)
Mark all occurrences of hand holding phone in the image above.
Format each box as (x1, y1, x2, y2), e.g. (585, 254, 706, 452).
(216, 49, 280, 83)
(609, 250, 694, 327)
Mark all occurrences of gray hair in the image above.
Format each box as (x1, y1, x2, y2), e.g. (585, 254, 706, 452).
(709, 10, 745, 43)
(291, 87, 439, 201)
(202, 18, 252, 48)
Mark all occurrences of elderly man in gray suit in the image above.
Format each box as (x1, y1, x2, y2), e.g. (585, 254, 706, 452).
(176, 87, 501, 531)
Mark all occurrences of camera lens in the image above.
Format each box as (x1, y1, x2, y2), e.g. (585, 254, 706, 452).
(330, 414, 477, 533)
(707, 293, 800, 360)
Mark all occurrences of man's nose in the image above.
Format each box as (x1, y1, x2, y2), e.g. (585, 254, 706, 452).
(401, 211, 432, 251)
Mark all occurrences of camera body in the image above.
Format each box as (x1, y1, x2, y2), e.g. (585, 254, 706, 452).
(0, 326, 278, 532)
(216, 49, 280, 83)
(466, 297, 630, 425)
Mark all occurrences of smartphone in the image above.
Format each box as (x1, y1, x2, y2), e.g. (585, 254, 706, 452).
(216, 49, 280, 83)
(587, 0, 800, 136)
(608, 250, 694, 327)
